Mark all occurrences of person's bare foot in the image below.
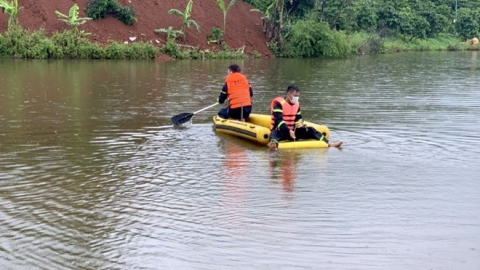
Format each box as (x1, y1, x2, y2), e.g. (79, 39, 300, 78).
(269, 141, 278, 151)
(328, 141, 343, 148)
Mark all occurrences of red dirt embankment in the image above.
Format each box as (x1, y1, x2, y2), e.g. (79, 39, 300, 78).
(0, 0, 273, 58)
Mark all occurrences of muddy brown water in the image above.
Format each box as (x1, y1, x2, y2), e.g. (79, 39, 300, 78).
(1, 52, 479, 270)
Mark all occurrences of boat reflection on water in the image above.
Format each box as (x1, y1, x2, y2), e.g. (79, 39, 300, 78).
(223, 139, 249, 181)
(268, 148, 330, 200)
(216, 138, 250, 220)
(269, 151, 300, 193)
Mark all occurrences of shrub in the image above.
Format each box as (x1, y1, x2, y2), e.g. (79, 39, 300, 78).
(0, 25, 158, 59)
(160, 38, 180, 58)
(26, 34, 56, 59)
(456, 8, 479, 40)
(85, 0, 136, 25)
(51, 29, 94, 58)
(123, 42, 158, 59)
(55, 3, 92, 28)
(250, 50, 261, 58)
(0, 26, 41, 58)
(282, 20, 352, 58)
(398, 10, 429, 40)
(349, 32, 383, 54)
(85, 0, 110, 19)
(207, 27, 223, 44)
(105, 42, 125, 58)
(115, 6, 136, 25)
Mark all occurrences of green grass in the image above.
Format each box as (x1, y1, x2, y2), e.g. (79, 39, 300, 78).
(340, 33, 474, 55)
(0, 26, 157, 59)
(3, 27, 474, 60)
(379, 36, 470, 53)
(0, 26, 254, 60)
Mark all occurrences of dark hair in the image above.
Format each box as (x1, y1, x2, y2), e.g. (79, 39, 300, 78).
(228, 64, 241, 73)
(286, 84, 300, 93)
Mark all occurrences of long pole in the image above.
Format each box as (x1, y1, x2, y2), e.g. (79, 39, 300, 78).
(453, 0, 458, 36)
(455, 0, 457, 23)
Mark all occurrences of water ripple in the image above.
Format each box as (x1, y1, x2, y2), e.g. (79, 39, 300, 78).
(1, 55, 479, 270)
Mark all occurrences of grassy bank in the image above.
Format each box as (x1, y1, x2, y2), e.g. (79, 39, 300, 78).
(380, 36, 478, 53)
(0, 26, 157, 59)
(270, 24, 476, 59)
(348, 32, 478, 54)
(0, 26, 249, 60)
(1, 27, 477, 60)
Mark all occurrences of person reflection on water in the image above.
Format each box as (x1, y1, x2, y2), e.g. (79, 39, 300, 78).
(269, 152, 299, 194)
(269, 84, 343, 151)
(217, 64, 253, 122)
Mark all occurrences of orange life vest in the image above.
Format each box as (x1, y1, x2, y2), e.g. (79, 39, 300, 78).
(270, 97, 300, 130)
(225, 72, 251, 109)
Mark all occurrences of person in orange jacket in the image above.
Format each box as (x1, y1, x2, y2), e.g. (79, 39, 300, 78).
(217, 64, 253, 121)
(269, 84, 343, 150)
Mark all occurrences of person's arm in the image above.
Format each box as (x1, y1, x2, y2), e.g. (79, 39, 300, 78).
(218, 83, 228, 104)
(249, 86, 253, 98)
(294, 106, 308, 128)
(272, 103, 289, 132)
(294, 105, 303, 122)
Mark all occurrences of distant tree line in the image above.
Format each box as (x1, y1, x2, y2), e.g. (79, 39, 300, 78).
(244, 0, 480, 56)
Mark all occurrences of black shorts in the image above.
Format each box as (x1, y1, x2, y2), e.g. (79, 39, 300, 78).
(218, 106, 252, 120)
(270, 127, 327, 143)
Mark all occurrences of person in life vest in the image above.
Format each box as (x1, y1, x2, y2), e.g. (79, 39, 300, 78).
(269, 84, 343, 151)
(217, 64, 253, 121)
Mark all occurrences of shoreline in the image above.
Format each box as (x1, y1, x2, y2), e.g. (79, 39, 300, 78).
(1, 27, 478, 60)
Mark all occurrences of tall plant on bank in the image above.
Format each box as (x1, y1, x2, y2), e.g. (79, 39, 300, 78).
(55, 4, 92, 30)
(213, 0, 237, 36)
(154, 26, 184, 41)
(0, 0, 20, 29)
(167, 0, 200, 42)
(250, 0, 287, 47)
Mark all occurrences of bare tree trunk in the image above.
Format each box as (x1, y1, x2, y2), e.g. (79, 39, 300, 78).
(319, 0, 327, 21)
(263, 18, 275, 40)
(261, 0, 290, 48)
(278, 1, 284, 46)
(329, 0, 353, 29)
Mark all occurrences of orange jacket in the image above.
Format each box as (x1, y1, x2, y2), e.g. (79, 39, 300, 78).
(225, 73, 251, 109)
(270, 97, 300, 130)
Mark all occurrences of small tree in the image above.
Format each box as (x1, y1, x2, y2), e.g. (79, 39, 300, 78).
(398, 10, 429, 40)
(213, 0, 237, 36)
(154, 26, 184, 41)
(167, 0, 200, 42)
(456, 8, 479, 40)
(207, 27, 224, 44)
(55, 4, 92, 29)
(0, 0, 20, 29)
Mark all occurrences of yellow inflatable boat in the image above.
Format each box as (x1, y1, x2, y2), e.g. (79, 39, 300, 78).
(212, 113, 330, 149)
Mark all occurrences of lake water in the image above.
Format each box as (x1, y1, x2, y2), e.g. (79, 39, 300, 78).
(0, 52, 479, 270)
